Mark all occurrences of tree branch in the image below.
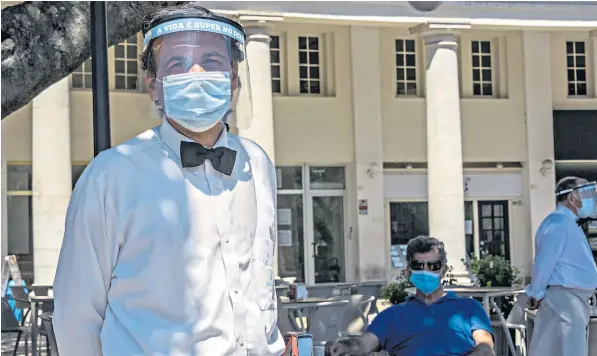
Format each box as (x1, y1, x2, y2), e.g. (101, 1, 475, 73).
(1, 1, 187, 119)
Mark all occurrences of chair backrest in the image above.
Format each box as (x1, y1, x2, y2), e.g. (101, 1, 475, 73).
(10, 286, 30, 309)
(336, 294, 376, 334)
(40, 312, 59, 356)
(506, 293, 530, 326)
(307, 304, 347, 344)
(32, 285, 53, 297)
(277, 294, 300, 334)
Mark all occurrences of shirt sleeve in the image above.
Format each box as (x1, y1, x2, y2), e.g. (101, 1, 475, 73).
(525, 220, 567, 300)
(469, 300, 493, 336)
(366, 306, 393, 350)
(52, 168, 117, 356)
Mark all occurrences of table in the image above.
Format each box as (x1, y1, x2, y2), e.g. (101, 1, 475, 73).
(282, 298, 350, 332)
(30, 295, 54, 356)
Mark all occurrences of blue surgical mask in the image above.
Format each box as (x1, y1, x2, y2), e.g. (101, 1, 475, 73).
(578, 198, 596, 219)
(162, 71, 231, 132)
(410, 270, 441, 295)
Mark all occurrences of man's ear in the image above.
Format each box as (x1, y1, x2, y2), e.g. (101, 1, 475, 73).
(145, 76, 158, 99)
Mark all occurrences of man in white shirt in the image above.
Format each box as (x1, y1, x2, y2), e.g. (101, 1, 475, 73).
(526, 176, 597, 356)
(52, 4, 285, 356)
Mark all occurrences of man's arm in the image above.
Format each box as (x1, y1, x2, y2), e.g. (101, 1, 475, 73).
(469, 299, 495, 352)
(52, 169, 117, 356)
(325, 332, 381, 356)
(525, 221, 567, 301)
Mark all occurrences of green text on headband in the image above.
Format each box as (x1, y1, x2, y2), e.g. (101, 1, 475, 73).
(143, 18, 245, 50)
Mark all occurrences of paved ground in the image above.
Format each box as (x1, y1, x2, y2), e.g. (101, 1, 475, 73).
(1, 333, 49, 356)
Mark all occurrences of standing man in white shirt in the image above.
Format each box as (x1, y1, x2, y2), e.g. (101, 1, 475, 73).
(526, 176, 597, 356)
(52, 4, 285, 356)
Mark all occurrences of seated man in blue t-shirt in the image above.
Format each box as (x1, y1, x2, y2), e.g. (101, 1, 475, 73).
(325, 236, 495, 356)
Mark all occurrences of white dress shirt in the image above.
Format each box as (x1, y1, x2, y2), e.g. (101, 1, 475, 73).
(525, 205, 597, 300)
(53, 121, 285, 356)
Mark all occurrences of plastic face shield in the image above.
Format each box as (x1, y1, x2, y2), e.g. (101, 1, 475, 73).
(141, 17, 252, 129)
(559, 181, 597, 217)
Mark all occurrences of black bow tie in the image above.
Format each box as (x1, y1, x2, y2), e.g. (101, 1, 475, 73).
(180, 141, 237, 176)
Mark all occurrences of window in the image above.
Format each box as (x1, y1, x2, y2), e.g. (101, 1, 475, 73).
(395, 39, 417, 96)
(566, 41, 588, 96)
(71, 58, 93, 89)
(389, 202, 428, 268)
(471, 40, 493, 96)
(298, 36, 321, 94)
(6, 165, 33, 256)
(114, 34, 139, 90)
(270, 35, 282, 93)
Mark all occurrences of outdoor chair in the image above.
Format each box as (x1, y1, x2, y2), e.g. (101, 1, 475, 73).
(306, 302, 347, 346)
(2, 297, 30, 356)
(490, 293, 529, 356)
(40, 312, 59, 356)
(336, 294, 376, 336)
(277, 293, 301, 334)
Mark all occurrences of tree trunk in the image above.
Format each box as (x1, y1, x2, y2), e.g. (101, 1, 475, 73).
(1, 1, 187, 119)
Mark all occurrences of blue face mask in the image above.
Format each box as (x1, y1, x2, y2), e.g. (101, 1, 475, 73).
(162, 71, 231, 132)
(410, 270, 441, 295)
(578, 198, 596, 219)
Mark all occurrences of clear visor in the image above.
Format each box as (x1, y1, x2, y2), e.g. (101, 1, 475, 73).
(137, 18, 252, 130)
(565, 182, 597, 218)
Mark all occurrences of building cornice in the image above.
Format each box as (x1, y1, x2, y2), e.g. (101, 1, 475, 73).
(203, 1, 597, 30)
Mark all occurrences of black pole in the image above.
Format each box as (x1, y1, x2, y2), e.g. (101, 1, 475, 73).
(90, 1, 111, 156)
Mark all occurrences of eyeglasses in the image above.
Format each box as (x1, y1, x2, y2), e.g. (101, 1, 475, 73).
(409, 259, 443, 272)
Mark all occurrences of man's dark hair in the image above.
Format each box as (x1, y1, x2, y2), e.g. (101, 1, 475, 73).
(555, 176, 589, 203)
(140, 3, 243, 78)
(406, 235, 448, 265)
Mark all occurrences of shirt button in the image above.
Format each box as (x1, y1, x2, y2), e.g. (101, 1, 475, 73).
(239, 342, 244, 347)
(225, 239, 230, 244)
(234, 290, 239, 295)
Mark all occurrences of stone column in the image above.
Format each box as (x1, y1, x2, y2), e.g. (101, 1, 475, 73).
(350, 26, 386, 281)
(238, 15, 282, 276)
(238, 16, 279, 161)
(522, 32, 556, 255)
(411, 23, 470, 277)
(31, 77, 72, 285)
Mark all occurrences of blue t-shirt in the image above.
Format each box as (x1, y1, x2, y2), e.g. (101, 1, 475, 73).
(366, 292, 493, 356)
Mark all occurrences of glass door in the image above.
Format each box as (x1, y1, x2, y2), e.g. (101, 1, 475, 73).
(310, 195, 345, 284)
(477, 201, 510, 260)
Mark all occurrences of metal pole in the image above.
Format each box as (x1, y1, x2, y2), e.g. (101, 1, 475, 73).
(90, 1, 111, 156)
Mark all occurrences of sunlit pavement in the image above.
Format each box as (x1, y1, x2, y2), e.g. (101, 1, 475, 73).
(1, 333, 49, 356)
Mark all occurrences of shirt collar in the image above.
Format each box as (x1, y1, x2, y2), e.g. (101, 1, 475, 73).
(159, 120, 228, 160)
(556, 204, 579, 222)
(406, 291, 459, 304)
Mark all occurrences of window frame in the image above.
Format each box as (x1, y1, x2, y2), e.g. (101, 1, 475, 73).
(297, 34, 325, 96)
(470, 40, 495, 97)
(270, 33, 287, 96)
(70, 58, 93, 90)
(565, 39, 589, 98)
(394, 38, 420, 97)
(113, 33, 143, 92)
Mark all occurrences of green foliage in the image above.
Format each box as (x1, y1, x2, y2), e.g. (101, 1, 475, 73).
(463, 254, 522, 316)
(463, 255, 522, 288)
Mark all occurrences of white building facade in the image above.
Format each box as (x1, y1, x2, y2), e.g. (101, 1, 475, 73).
(2, 1, 597, 285)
